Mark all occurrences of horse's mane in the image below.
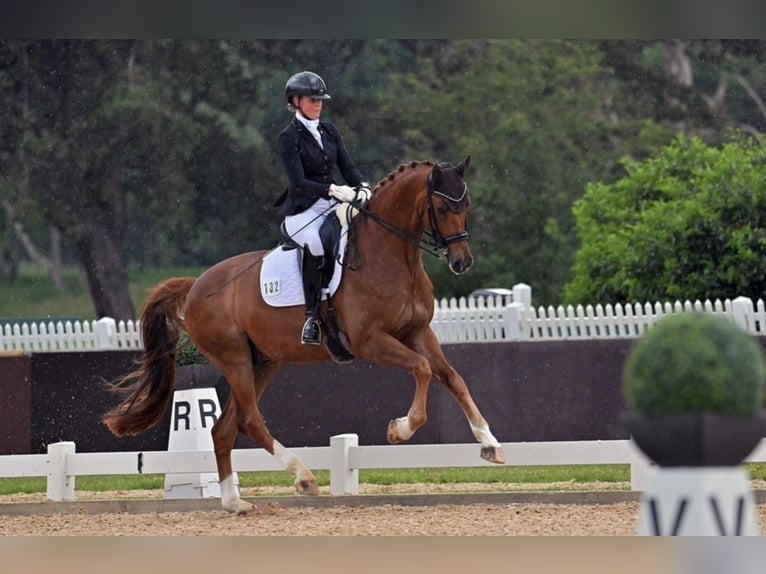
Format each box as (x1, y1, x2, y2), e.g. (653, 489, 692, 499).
(372, 160, 434, 195)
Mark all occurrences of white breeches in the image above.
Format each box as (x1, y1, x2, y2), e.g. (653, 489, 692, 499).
(283, 198, 335, 256)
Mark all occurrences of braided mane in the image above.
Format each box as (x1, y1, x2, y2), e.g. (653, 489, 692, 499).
(372, 160, 434, 194)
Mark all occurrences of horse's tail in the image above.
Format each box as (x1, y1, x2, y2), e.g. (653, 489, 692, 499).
(103, 277, 196, 437)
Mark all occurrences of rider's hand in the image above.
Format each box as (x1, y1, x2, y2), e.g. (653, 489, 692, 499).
(355, 186, 372, 205)
(328, 184, 356, 203)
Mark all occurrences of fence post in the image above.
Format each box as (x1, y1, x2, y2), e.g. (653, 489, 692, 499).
(504, 302, 525, 340)
(732, 296, 755, 333)
(94, 317, 118, 349)
(512, 283, 532, 308)
(330, 433, 359, 496)
(628, 441, 655, 492)
(47, 441, 76, 502)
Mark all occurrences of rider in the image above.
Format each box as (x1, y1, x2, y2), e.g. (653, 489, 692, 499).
(274, 70, 369, 346)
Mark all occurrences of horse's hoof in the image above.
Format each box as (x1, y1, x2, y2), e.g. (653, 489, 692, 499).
(224, 499, 255, 516)
(295, 479, 320, 496)
(481, 445, 506, 464)
(387, 419, 403, 444)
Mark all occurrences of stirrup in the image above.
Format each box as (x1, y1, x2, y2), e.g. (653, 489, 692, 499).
(301, 317, 321, 345)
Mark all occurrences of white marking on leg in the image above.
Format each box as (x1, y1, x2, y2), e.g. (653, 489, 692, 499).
(220, 475, 239, 509)
(471, 422, 501, 448)
(273, 439, 313, 484)
(394, 416, 414, 441)
(273, 440, 298, 471)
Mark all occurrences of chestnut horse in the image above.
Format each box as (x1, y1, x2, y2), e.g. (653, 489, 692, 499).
(103, 156, 505, 515)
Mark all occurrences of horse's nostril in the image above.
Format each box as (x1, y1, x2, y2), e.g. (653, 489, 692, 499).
(451, 259, 470, 275)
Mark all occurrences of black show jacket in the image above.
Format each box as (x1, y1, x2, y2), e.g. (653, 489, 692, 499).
(274, 117, 363, 216)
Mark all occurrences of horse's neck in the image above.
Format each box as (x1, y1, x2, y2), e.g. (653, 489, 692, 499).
(369, 172, 427, 237)
(353, 172, 428, 273)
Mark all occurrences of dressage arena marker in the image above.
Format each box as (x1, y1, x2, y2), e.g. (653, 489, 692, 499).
(637, 467, 760, 535)
(163, 388, 240, 499)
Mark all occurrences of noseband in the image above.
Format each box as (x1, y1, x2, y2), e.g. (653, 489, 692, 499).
(425, 172, 470, 252)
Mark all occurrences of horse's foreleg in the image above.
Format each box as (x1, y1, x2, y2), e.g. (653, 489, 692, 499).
(415, 329, 505, 464)
(357, 332, 433, 443)
(388, 367, 431, 444)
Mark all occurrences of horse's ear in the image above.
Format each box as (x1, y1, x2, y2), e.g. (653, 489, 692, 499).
(431, 163, 443, 187)
(456, 154, 471, 177)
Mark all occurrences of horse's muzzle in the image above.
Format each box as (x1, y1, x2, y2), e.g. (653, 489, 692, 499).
(448, 250, 474, 275)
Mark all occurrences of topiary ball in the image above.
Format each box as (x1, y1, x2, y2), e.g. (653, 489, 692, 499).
(623, 312, 766, 417)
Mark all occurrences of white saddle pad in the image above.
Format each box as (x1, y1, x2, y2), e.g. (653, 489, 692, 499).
(260, 232, 348, 307)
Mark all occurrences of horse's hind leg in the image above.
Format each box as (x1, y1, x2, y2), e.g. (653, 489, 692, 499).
(211, 395, 252, 515)
(213, 358, 282, 515)
(211, 353, 319, 514)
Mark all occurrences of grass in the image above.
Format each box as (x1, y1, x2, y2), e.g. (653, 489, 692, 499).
(0, 465, 633, 497)
(0, 263, 206, 320)
(5, 463, 766, 497)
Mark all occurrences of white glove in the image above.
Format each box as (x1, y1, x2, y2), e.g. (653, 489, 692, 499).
(329, 184, 356, 203)
(336, 186, 371, 226)
(355, 187, 372, 205)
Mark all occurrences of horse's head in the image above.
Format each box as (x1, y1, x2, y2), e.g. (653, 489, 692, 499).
(427, 155, 473, 275)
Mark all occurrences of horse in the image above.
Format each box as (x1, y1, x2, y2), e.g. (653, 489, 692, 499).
(103, 155, 506, 515)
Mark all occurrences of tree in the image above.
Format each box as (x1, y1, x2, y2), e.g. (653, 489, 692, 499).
(0, 40, 269, 318)
(5, 40, 766, 316)
(381, 39, 659, 303)
(565, 134, 766, 304)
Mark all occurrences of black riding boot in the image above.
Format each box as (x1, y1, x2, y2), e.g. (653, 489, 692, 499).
(301, 250, 324, 345)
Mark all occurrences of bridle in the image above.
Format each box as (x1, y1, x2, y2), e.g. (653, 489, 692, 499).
(425, 171, 470, 252)
(348, 167, 470, 263)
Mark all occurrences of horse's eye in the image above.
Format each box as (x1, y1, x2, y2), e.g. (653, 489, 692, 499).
(437, 206, 449, 216)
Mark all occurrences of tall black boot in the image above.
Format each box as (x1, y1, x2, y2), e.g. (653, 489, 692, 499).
(300, 249, 324, 345)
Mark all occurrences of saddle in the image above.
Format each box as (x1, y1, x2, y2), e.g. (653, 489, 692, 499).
(280, 213, 354, 364)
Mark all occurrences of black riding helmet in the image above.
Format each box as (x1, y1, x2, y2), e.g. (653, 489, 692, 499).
(285, 71, 331, 102)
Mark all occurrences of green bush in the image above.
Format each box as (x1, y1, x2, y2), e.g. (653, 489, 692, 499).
(175, 332, 208, 366)
(566, 134, 766, 304)
(623, 312, 766, 417)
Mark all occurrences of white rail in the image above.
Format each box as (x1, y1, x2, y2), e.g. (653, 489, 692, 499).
(6, 435, 766, 503)
(0, 435, 668, 501)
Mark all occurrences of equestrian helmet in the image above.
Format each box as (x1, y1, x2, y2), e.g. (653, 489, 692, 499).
(285, 71, 331, 102)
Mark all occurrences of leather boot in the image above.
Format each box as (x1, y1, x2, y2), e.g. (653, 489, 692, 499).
(300, 249, 324, 345)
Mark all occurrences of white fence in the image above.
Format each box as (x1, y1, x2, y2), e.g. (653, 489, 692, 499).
(2, 286, 765, 351)
(4, 435, 766, 502)
(0, 316, 141, 352)
(431, 292, 765, 342)
(0, 434, 662, 501)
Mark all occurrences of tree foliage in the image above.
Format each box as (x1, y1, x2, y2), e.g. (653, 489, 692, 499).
(1, 40, 766, 317)
(565, 134, 766, 304)
(380, 40, 677, 302)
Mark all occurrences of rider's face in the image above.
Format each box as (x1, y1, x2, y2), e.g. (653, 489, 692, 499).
(298, 96, 323, 120)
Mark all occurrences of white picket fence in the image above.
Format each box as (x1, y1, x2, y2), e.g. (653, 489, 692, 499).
(431, 292, 764, 342)
(2, 286, 765, 351)
(0, 434, 663, 501)
(0, 316, 142, 352)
